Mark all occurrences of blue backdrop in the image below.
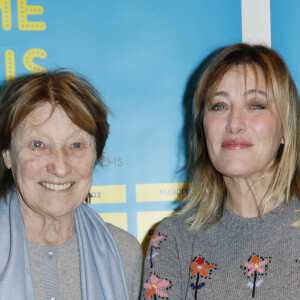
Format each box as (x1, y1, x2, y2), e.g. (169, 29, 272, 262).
(0, 0, 242, 243)
(271, 0, 300, 91)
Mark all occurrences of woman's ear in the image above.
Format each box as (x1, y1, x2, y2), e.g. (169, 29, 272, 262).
(2, 150, 12, 169)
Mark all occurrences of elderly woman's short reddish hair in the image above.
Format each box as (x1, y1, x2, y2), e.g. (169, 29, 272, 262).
(0, 70, 109, 196)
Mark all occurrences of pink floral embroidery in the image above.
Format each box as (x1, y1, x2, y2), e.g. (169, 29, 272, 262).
(244, 255, 269, 276)
(241, 254, 271, 298)
(148, 232, 167, 268)
(150, 232, 165, 247)
(144, 273, 172, 299)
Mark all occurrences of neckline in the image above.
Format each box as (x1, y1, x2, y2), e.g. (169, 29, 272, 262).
(219, 200, 299, 234)
(27, 233, 77, 249)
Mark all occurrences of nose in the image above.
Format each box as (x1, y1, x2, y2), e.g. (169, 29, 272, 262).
(225, 107, 246, 134)
(47, 146, 71, 177)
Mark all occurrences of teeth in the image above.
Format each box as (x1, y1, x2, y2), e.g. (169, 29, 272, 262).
(40, 182, 72, 191)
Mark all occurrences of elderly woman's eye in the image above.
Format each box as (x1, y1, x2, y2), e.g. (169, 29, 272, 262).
(32, 141, 43, 148)
(73, 142, 83, 149)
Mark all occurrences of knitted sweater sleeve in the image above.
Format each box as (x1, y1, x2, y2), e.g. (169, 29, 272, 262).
(140, 215, 192, 300)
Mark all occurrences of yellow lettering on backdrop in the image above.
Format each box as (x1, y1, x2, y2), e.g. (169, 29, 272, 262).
(18, 0, 46, 30)
(0, 0, 11, 30)
(5, 49, 15, 80)
(23, 48, 47, 72)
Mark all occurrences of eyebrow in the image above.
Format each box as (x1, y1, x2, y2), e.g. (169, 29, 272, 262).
(243, 89, 267, 97)
(214, 89, 267, 97)
(215, 91, 229, 97)
(20, 126, 89, 140)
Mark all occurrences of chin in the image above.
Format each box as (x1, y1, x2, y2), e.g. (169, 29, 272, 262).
(43, 199, 81, 218)
(45, 207, 77, 218)
(219, 166, 251, 179)
(216, 159, 254, 177)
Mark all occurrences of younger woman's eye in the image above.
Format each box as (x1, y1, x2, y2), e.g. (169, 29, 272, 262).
(210, 103, 226, 111)
(251, 103, 266, 110)
(247, 97, 267, 110)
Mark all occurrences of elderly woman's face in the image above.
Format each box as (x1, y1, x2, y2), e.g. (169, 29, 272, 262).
(203, 64, 283, 180)
(2, 103, 96, 218)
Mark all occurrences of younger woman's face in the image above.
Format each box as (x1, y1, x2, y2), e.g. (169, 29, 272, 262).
(203, 64, 283, 180)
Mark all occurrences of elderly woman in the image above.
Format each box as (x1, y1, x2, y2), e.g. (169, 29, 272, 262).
(0, 71, 142, 300)
(142, 44, 300, 299)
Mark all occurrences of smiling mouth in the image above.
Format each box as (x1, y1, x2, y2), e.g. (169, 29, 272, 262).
(222, 140, 253, 150)
(39, 182, 74, 191)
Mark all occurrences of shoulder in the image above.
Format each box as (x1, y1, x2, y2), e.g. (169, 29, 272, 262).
(141, 212, 195, 299)
(148, 211, 195, 258)
(105, 223, 142, 269)
(155, 210, 194, 234)
(106, 223, 141, 254)
(106, 223, 142, 300)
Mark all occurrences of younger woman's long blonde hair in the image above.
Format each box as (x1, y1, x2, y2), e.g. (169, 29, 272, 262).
(182, 43, 300, 234)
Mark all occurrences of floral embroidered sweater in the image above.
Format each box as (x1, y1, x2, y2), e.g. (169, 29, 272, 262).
(141, 200, 300, 300)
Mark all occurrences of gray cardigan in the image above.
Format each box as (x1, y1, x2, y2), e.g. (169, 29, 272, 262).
(28, 223, 142, 300)
(107, 223, 143, 300)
